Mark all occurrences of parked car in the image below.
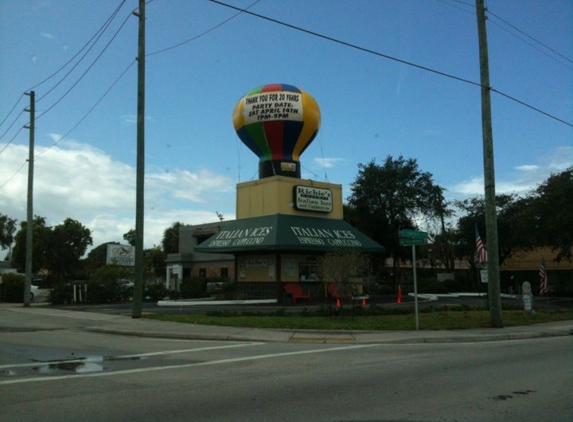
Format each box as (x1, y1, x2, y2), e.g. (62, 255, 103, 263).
(117, 279, 134, 296)
(30, 284, 42, 301)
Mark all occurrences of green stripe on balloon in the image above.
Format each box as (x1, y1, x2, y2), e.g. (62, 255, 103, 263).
(242, 123, 272, 162)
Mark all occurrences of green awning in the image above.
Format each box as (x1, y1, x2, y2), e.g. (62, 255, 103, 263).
(195, 214, 384, 254)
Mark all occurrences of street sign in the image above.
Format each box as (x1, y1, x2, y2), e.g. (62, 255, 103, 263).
(399, 237, 427, 246)
(399, 229, 428, 239)
(398, 229, 429, 330)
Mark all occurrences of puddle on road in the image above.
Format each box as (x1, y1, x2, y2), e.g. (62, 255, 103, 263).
(34, 361, 104, 374)
(32, 355, 148, 375)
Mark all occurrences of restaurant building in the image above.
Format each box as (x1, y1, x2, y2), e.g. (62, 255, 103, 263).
(167, 84, 384, 300)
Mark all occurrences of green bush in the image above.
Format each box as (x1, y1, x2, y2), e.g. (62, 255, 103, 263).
(364, 282, 395, 295)
(84, 265, 134, 303)
(0, 273, 25, 303)
(144, 283, 168, 302)
(180, 276, 207, 298)
(216, 281, 247, 300)
(443, 278, 470, 293)
(418, 279, 449, 294)
(92, 265, 133, 284)
(49, 281, 74, 304)
(84, 279, 124, 303)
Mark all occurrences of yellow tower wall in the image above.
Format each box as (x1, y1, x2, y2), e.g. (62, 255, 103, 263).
(236, 176, 343, 219)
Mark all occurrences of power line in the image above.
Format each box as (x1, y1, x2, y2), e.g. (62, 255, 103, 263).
(0, 109, 26, 145)
(0, 125, 25, 155)
(208, 0, 483, 87)
(436, 0, 572, 69)
(0, 94, 25, 127)
(37, 11, 133, 120)
(1, 0, 129, 156)
(0, 61, 135, 189)
(147, 0, 262, 57)
(36, 0, 128, 103)
(487, 9, 573, 67)
(491, 88, 572, 127)
(433, 0, 474, 15)
(38, 61, 136, 157)
(0, 161, 27, 190)
(0, 1, 127, 130)
(489, 19, 572, 69)
(209, 0, 572, 128)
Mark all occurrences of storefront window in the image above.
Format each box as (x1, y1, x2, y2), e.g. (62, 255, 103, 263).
(299, 263, 320, 281)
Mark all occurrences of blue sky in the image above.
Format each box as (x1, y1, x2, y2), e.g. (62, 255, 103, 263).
(1, 0, 571, 254)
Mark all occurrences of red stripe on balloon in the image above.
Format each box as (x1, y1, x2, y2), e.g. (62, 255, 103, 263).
(262, 120, 284, 160)
(261, 84, 283, 92)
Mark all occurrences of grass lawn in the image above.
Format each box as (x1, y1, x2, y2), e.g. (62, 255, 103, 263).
(145, 308, 573, 331)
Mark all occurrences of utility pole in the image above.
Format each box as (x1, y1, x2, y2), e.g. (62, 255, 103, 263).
(23, 91, 35, 307)
(132, 0, 145, 318)
(476, 0, 503, 328)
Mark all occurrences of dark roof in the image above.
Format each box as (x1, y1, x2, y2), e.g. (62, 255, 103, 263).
(194, 214, 384, 254)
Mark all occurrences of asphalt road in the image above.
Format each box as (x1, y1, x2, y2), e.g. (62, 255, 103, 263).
(1, 324, 571, 422)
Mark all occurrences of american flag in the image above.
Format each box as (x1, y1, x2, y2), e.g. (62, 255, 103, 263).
(475, 226, 487, 266)
(539, 257, 548, 295)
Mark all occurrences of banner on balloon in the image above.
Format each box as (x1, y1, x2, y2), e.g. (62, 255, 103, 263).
(243, 92, 303, 124)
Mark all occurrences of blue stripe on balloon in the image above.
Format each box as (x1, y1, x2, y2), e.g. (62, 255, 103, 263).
(280, 84, 301, 93)
(282, 120, 304, 160)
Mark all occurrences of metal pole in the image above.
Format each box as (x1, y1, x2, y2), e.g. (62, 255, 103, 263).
(23, 91, 35, 307)
(132, 0, 145, 318)
(412, 245, 419, 331)
(476, 0, 503, 328)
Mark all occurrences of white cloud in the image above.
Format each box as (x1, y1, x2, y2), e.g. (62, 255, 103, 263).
(312, 157, 345, 169)
(122, 114, 137, 124)
(0, 139, 236, 254)
(548, 146, 572, 172)
(148, 168, 233, 203)
(449, 147, 572, 198)
(450, 176, 484, 196)
(122, 114, 154, 124)
(515, 165, 538, 172)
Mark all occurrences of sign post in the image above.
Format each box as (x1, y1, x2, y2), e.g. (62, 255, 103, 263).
(399, 230, 428, 331)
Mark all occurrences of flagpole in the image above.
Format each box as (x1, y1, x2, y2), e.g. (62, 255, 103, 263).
(539, 257, 550, 309)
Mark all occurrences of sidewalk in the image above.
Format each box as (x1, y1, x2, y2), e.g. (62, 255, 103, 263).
(1, 303, 572, 344)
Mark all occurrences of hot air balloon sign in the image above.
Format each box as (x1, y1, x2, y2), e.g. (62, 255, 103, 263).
(232, 83, 321, 179)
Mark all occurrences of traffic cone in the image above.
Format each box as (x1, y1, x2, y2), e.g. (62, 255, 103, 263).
(397, 285, 402, 304)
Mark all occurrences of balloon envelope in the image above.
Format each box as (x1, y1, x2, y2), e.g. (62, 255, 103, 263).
(233, 84, 320, 178)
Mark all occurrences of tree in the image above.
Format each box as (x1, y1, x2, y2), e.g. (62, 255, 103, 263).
(83, 241, 120, 274)
(0, 214, 17, 251)
(524, 167, 573, 262)
(346, 156, 447, 279)
(429, 227, 458, 271)
(12, 217, 93, 278)
(145, 246, 166, 278)
(454, 194, 531, 267)
(123, 229, 136, 246)
(319, 251, 370, 309)
(162, 222, 182, 254)
(11, 216, 50, 273)
(44, 218, 93, 278)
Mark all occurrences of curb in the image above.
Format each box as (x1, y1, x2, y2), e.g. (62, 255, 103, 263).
(81, 325, 573, 344)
